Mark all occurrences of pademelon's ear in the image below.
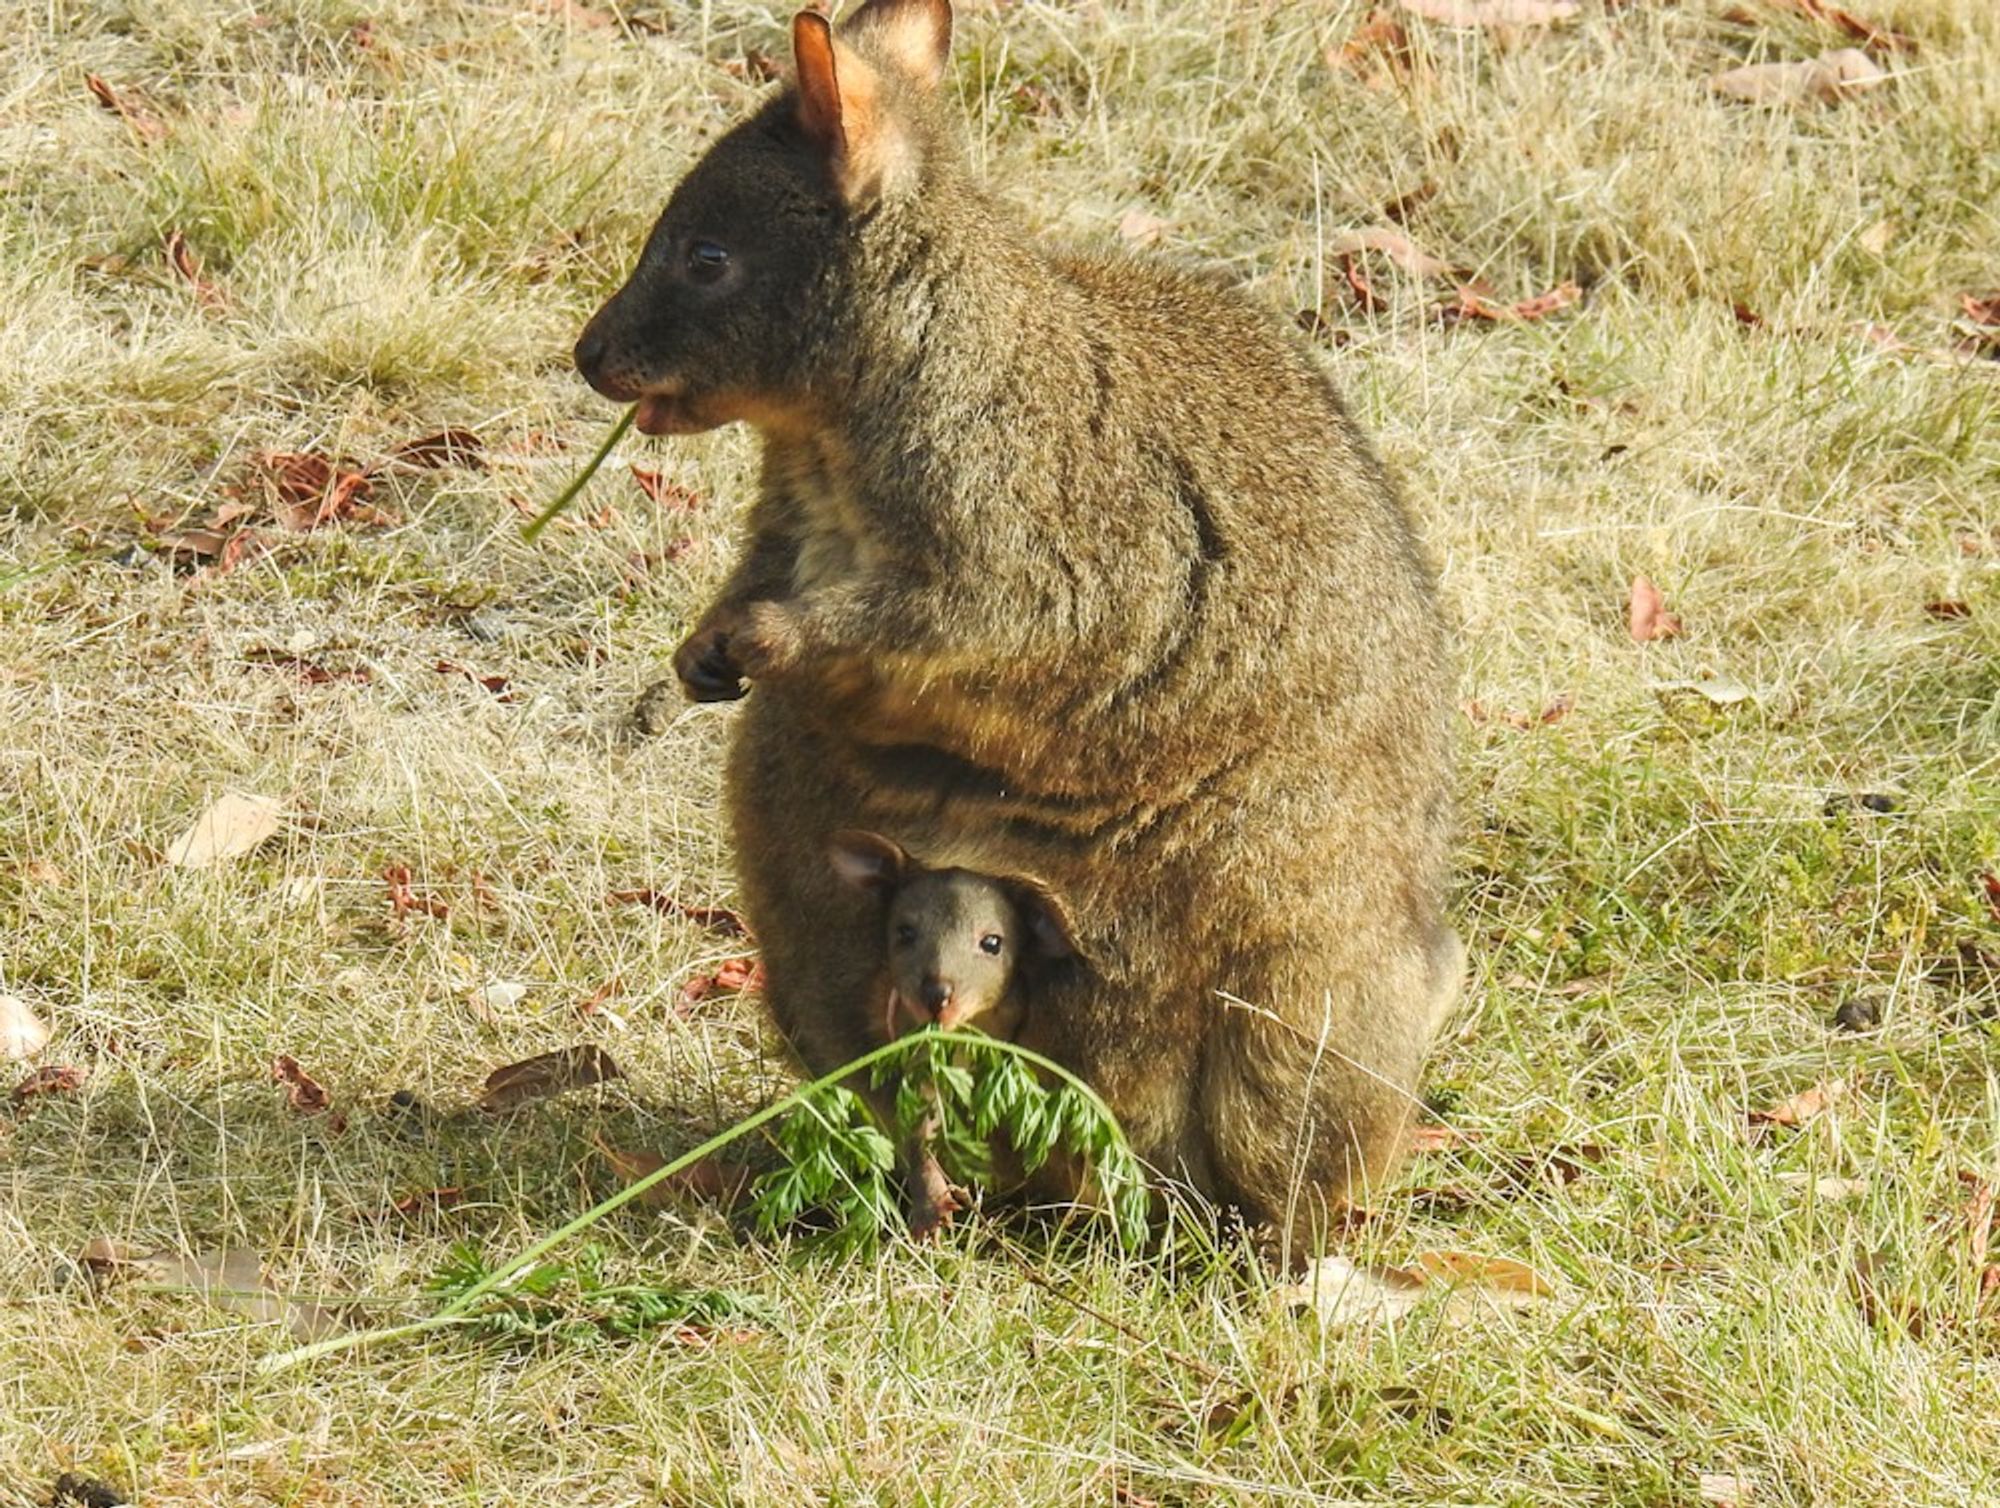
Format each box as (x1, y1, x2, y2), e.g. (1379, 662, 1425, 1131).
(842, 0, 953, 90)
(829, 830, 909, 894)
(791, 5, 937, 203)
(1004, 878, 1079, 961)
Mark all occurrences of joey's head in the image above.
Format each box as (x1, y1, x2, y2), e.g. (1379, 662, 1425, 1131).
(828, 830, 1077, 1035)
(574, 0, 961, 437)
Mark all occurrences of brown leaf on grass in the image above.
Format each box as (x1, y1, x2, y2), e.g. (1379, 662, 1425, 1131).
(387, 1186, 464, 1219)
(1328, 7, 1422, 82)
(384, 428, 484, 471)
(1982, 872, 2000, 924)
(1273, 1253, 1429, 1326)
(1749, 1079, 1844, 1128)
(593, 1136, 676, 1208)
(272, 1054, 330, 1114)
(1414, 1250, 1556, 1302)
(256, 451, 389, 531)
(81, 1244, 342, 1342)
(679, 956, 766, 1007)
(382, 865, 449, 921)
(1325, 227, 1461, 280)
(1731, 301, 1765, 328)
(719, 49, 784, 84)
(1409, 1124, 1475, 1154)
(1924, 599, 1971, 621)
(161, 231, 226, 310)
(1399, 0, 1579, 24)
(243, 648, 371, 686)
(1116, 207, 1170, 249)
(433, 660, 516, 703)
(1, 995, 50, 1061)
(477, 1044, 623, 1113)
(1769, 0, 1917, 53)
(1340, 255, 1385, 313)
(12, 1063, 84, 1106)
(1961, 294, 2000, 328)
(1441, 280, 1582, 324)
(1697, 1472, 1753, 1508)
(166, 792, 283, 869)
(1963, 1174, 1994, 1272)
(1710, 48, 1888, 105)
(609, 889, 748, 937)
(84, 74, 167, 140)
(629, 466, 702, 510)
(1628, 576, 1684, 642)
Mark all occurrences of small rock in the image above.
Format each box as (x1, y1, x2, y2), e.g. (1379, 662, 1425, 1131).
(1833, 996, 1881, 1033)
(1822, 792, 1899, 816)
(632, 678, 680, 737)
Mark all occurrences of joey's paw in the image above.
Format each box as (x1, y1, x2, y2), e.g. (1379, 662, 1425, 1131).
(672, 622, 747, 703)
(906, 1154, 964, 1241)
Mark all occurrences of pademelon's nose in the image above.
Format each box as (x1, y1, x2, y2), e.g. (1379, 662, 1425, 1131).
(919, 977, 954, 1017)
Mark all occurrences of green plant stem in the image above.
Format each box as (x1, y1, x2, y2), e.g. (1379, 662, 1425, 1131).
(258, 1032, 1130, 1374)
(519, 405, 635, 543)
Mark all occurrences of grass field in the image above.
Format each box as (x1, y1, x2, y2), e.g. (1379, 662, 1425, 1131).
(4, 0, 2000, 1502)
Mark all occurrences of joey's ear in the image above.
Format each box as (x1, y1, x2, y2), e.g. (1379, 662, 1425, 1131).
(828, 830, 909, 893)
(1007, 880, 1079, 961)
(842, 0, 953, 90)
(790, 8, 914, 203)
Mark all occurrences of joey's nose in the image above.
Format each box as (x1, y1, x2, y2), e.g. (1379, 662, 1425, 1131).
(919, 977, 953, 1017)
(572, 319, 640, 401)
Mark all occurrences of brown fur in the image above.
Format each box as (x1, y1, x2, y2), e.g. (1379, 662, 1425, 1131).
(575, 0, 1463, 1252)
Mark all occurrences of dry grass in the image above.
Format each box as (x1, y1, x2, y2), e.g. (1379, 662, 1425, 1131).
(4, 0, 2000, 1503)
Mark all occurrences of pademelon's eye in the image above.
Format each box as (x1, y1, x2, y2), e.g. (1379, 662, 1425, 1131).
(979, 933, 1004, 956)
(686, 239, 731, 282)
(894, 923, 918, 948)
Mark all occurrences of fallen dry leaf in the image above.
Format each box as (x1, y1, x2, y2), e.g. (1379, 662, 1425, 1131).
(12, 1063, 84, 1106)
(0, 995, 50, 1061)
(166, 792, 283, 869)
(383, 1187, 464, 1221)
(679, 956, 766, 1007)
(1983, 872, 2000, 924)
(1961, 294, 2000, 328)
(1653, 674, 1754, 706)
(243, 648, 372, 686)
(383, 865, 449, 921)
(1413, 1249, 1555, 1302)
(85, 74, 167, 140)
(85, 1244, 342, 1342)
(1923, 599, 1971, 621)
(610, 889, 748, 936)
(255, 450, 388, 531)
(1963, 1175, 1994, 1271)
(433, 660, 516, 703)
(1710, 48, 1887, 105)
(1442, 280, 1582, 324)
(272, 1054, 330, 1114)
(629, 467, 702, 510)
(384, 428, 484, 471)
(1776, 1172, 1870, 1200)
(1399, 0, 1579, 22)
(1328, 7, 1423, 82)
(162, 231, 225, 310)
(593, 1136, 677, 1208)
(1769, 0, 1917, 53)
(1341, 255, 1384, 313)
(1697, 1471, 1753, 1508)
(1408, 1124, 1473, 1154)
(1749, 1079, 1844, 1128)
(1273, 1253, 1429, 1326)
(1628, 576, 1684, 642)
(477, 1044, 622, 1113)
(1116, 207, 1170, 249)
(1325, 227, 1460, 280)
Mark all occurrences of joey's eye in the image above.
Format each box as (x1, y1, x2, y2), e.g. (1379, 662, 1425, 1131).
(979, 933, 1004, 956)
(686, 239, 731, 282)
(894, 923, 918, 948)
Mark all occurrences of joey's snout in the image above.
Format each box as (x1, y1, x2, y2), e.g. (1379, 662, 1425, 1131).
(918, 976, 954, 1018)
(573, 306, 644, 403)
